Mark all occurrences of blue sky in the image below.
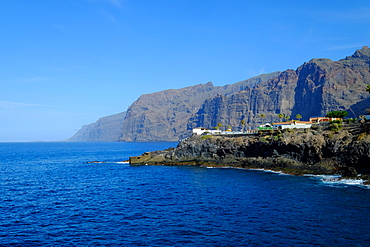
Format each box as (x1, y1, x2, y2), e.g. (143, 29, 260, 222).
(1, 0, 369, 142)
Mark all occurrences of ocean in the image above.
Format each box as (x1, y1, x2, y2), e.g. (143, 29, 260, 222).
(0, 142, 369, 246)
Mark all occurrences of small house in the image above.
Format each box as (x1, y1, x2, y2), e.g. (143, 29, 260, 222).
(192, 127, 209, 135)
(273, 121, 312, 130)
(309, 117, 341, 123)
(192, 127, 221, 135)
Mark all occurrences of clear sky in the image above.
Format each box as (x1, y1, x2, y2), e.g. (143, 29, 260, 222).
(1, 0, 369, 142)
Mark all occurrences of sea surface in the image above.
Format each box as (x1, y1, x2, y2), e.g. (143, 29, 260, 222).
(0, 142, 369, 246)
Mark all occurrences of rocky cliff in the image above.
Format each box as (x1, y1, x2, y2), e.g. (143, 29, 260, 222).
(70, 47, 370, 142)
(129, 122, 370, 179)
(68, 112, 126, 142)
(188, 70, 298, 130)
(190, 46, 370, 131)
(68, 73, 278, 142)
(120, 73, 279, 142)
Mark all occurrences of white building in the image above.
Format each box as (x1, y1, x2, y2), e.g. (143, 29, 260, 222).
(192, 127, 221, 135)
(273, 121, 312, 130)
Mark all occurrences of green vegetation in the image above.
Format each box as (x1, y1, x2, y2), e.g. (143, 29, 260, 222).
(277, 113, 284, 122)
(259, 114, 266, 125)
(329, 120, 343, 132)
(215, 123, 223, 131)
(201, 135, 212, 140)
(366, 84, 370, 94)
(258, 127, 273, 130)
(284, 115, 290, 122)
(326, 111, 348, 118)
(258, 137, 268, 143)
(344, 118, 356, 124)
(240, 120, 246, 131)
(295, 114, 302, 121)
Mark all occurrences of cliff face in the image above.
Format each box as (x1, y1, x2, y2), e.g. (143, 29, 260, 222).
(189, 47, 370, 131)
(67, 112, 126, 142)
(189, 70, 298, 130)
(293, 47, 370, 118)
(70, 47, 370, 142)
(120, 82, 217, 142)
(120, 73, 279, 141)
(129, 123, 370, 177)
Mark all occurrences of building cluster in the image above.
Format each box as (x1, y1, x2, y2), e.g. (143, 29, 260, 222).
(192, 116, 351, 136)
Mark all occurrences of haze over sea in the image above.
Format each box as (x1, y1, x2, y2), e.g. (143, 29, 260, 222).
(1, 142, 369, 246)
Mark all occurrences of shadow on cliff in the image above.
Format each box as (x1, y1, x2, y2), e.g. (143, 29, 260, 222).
(347, 97, 370, 117)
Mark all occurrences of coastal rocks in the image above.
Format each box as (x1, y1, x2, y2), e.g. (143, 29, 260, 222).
(130, 123, 370, 177)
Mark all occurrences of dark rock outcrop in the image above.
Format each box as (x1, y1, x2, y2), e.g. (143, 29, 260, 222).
(67, 112, 126, 142)
(130, 123, 370, 177)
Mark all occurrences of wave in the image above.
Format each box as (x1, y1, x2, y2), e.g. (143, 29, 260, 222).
(305, 174, 370, 189)
(250, 168, 290, 175)
(204, 166, 369, 189)
(203, 166, 290, 176)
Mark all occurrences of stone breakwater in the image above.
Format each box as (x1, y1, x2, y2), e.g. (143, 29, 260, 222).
(130, 123, 370, 179)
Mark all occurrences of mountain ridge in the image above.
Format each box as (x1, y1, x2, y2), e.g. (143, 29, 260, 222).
(190, 46, 370, 132)
(69, 47, 370, 142)
(120, 72, 280, 141)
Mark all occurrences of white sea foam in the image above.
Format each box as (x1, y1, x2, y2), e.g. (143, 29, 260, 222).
(203, 166, 370, 188)
(304, 174, 341, 180)
(204, 166, 290, 175)
(203, 166, 234, 169)
(251, 168, 287, 175)
(116, 161, 129, 164)
(305, 174, 370, 189)
(323, 178, 365, 185)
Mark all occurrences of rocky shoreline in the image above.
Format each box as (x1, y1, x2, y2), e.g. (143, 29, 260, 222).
(129, 122, 370, 183)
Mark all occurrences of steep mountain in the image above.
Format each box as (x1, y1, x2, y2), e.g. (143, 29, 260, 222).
(69, 47, 370, 142)
(68, 112, 126, 142)
(189, 46, 370, 131)
(120, 73, 280, 142)
(293, 48, 370, 118)
(189, 70, 298, 130)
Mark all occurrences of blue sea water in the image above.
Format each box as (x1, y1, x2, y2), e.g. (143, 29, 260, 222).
(0, 142, 369, 246)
